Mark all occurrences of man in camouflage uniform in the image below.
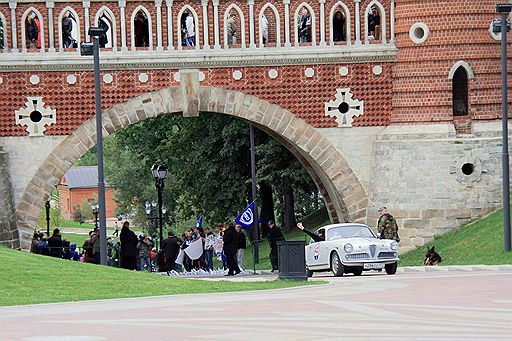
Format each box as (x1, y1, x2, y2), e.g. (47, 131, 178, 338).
(377, 207, 400, 242)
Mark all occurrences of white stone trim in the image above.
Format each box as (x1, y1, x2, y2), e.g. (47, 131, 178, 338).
(258, 3, 281, 47)
(103, 73, 113, 83)
(94, 6, 117, 51)
(283, 0, 291, 47)
(46, 1, 55, 52)
(20, 7, 46, 52)
(339, 66, 349, 76)
(354, 0, 361, 45)
(328, 1, 351, 46)
(66, 74, 77, 84)
(138, 72, 149, 83)
(268, 68, 278, 79)
(119, 0, 127, 50)
(364, 0, 386, 44)
(409, 22, 429, 44)
(294, 2, 317, 46)
(223, 4, 246, 48)
(83, 0, 90, 43)
(448, 61, 475, 80)
(232, 69, 243, 80)
(325, 88, 364, 127)
(201, 1, 210, 49)
(57, 7, 81, 52)
(15, 97, 56, 136)
(166, 0, 173, 49)
(29, 75, 40, 84)
(155, 0, 163, 50)
(176, 5, 200, 50)
(130, 5, 154, 49)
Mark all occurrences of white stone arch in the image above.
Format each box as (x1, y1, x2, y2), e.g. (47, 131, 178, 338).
(364, 0, 386, 44)
(94, 6, 117, 50)
(258, 3, 281, 47)
(0, 11, 8, 50)
(130, 5, 153, 49)
(177, 5, 200, 50)
(223, 4, 246, 48)
(293, 2, 316, 46)
(57, 7, 81, 52)
(448, 61, 475, 80)
(20, 7, 45, 52)
(329, 1, 351, 45)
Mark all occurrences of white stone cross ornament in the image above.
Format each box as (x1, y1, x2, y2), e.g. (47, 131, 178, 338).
(324, 88, 364, 127)
(15, 97, 57, 136)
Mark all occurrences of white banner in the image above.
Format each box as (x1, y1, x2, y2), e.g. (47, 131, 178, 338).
(175, 249, 185, 265)
(184, 238, 204, 260)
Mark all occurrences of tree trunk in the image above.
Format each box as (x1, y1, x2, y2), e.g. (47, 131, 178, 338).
(282, 176, 296, 234)
(259, 181, 275, 238)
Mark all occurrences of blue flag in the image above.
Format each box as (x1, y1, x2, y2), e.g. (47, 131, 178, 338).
(235, 201, 256, 229)
(195, 213, 204, 228)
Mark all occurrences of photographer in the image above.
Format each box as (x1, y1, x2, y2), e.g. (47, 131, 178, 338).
(137, 235, 153, 271)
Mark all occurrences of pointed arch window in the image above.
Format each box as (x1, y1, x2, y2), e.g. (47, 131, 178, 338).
(131, 7, 152, 49)
(333, 11, 346, 42)
(259, 4, 280, 47)
(452, 67, 469, 116)
(295, 4, 314, 45)
(364, 1, 386, 44)
(94, 7, 117, 50)
(22, 8, 45, 51)
(59, 8, 80, 50)
(178, 6, 200, 49)
(224, 4, 245, 48)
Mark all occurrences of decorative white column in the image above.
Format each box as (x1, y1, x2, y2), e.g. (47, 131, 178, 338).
(319, 0, 326, 47)
(155, 0, 163, 50)
(46, 1, 55, 52)
(213, 0, 220, 49)
(201, 0, 210, 49)
(283, 0, 291, 47)
(354, 0, 361, 45)
(9, 0, 17, 52)
(390, 0, 395, 44)
(83, 0, 90, 42)
(166, 0, 173, 49)
(248, 0, 256, 48)
(118, 0, 127, 50)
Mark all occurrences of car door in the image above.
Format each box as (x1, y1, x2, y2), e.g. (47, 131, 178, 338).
(315, 228, 329, 267)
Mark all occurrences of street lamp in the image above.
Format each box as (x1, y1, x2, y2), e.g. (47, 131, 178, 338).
(145, 200, 158, 242)
(44, 200, 51, 236)
(493, 4, 512, 252)
(151, 164, 167, 248)
(91, 201, 99, 228)
(80, 26, 108, 265)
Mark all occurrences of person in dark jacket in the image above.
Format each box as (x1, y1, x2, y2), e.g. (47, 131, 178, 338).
(297, 222, 325, 242)
(161, 230, 179, 272)
(235, 224, 246, 270)
(222, 223, 240, 276)
(47, 228, 64, 258)
(267, 220, 285, 272)
(120, 221, 138, 270)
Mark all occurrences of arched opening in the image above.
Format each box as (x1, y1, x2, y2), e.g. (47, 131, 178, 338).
(22, 8, 44, 51)
(14, 87, 367, 250)
(332, 11, 346, 43)
(178, 6, 199, 49)
(131, 7, 151, 49)
(295, 4, 314, 46)
(364, 1, 386, 44)
(452, 67, 468, 117)
(223, 5, 245, 48)
(94, 7, 116, 50)
(0, 13, 6, 50)
(259, 4, 280, 48)
(59, 8, 80, 50)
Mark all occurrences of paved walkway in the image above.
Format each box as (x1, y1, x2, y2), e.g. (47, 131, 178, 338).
(1, 270, 511, 340)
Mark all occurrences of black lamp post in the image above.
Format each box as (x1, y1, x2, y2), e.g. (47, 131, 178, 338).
(145, 199, 157, 238)
(151, 164, 167, 248)
(91, 201, 99, 229)
(80, 26, 109, 265)
(45, 200, 51, 236)
(493, 4, 512, 252)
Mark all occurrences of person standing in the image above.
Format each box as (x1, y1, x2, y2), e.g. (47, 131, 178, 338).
(267, 220, 285, 272)
(222, 223, 240, 276)
(161, 230, 179, 272)
(185, 12, 196, 46)
(298, 7, 311, 43)
(261, 14, 269, 44)
(226, 13, 237, 45)
(137, 235, 153, 271)
(90, 227, 101, 264)
(235, 224, 246, 270)
(120, 221, 138, 270)
(203, 227, 215, 271)
(47, 228, 64, 258)
(113, 221, 119, 237)
(62, 12, 73, 48)
(377, 207, 400, 242)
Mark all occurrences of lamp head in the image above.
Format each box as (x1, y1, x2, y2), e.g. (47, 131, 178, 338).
(157, 165, 168, 180)
(80, 42, 94, 56)
(497, 4, 512, 13)
(88, 27, 105, 37)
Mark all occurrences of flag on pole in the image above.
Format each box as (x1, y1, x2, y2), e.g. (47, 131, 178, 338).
(184, 238, 204, 260)
(195, 213, 204, 228)
(235, 201, 256, 229)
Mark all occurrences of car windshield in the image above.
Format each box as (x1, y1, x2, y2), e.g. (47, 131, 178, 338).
(326, 225, 376, 241)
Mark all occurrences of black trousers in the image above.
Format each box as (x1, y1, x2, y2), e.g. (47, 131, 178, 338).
(270, 247, 278, 270)
(226, 252, 240, 275)
(121, 255, 137, 270)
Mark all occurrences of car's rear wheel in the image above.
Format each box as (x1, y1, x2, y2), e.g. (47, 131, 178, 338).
(352, 267, 363, 276)
(385, 261, 398, 275)
(306, 268, 314, 278)
(331, 252, 344, 277)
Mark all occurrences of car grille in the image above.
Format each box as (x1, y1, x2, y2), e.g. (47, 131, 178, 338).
(378, 252, 396, 259)
(346, 253, 370, 260)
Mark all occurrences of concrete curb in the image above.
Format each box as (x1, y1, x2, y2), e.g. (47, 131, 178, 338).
(398, 264, 512, 273)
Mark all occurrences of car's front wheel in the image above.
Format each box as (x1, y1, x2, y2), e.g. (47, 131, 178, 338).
(385, 261, 398, 275)
(331, 252, 344, 277)
(306, 268, 314, 278)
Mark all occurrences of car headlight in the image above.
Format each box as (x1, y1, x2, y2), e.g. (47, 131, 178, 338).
(390, 241, 399, 251)
(344, 243, 353, 253)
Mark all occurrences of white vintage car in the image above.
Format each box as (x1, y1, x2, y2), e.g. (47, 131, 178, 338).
(305, 223, 399, 277)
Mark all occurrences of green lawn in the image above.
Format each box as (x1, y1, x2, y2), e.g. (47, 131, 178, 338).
(399, 209, 512, 266)
(0, 246, 322, 307)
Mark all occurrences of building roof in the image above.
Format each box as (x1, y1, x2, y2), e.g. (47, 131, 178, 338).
(63, 166, 109, 189)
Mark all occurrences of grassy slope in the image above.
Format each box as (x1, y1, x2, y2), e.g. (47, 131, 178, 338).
(399, 209, 512, 266)
(0, 246, 320, 307)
